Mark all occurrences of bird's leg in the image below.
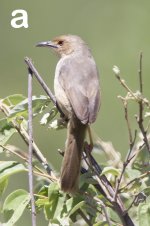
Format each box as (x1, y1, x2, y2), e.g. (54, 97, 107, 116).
(82, 126, 94, 165)
(87, 125, 93, 152)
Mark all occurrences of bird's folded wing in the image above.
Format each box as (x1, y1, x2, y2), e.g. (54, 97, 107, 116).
(58, 57, 100, 124)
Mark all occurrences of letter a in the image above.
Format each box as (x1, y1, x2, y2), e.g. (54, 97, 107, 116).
(11, 9, 29, 28)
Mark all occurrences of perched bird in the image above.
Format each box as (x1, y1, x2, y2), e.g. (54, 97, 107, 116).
(36, 35, 100, 193)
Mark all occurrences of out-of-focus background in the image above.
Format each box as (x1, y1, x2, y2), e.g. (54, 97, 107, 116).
(0, 1, 150, 225)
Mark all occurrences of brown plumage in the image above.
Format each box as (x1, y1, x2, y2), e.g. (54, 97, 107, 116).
(36, 35, 100, 193)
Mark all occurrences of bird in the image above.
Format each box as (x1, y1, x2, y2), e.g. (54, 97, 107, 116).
(36, 34, 100, 193)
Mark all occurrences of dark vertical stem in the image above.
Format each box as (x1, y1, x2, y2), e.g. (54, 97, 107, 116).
(28, 67, 36, 226)
(137, 52, 150, 152)
(139, 52, 143, 94)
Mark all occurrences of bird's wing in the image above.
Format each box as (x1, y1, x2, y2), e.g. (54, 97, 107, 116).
(58, 56, 100, 124)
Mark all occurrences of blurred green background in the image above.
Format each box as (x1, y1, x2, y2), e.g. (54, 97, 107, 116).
(0, 0, 150, 225)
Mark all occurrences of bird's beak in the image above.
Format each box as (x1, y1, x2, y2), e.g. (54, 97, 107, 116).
(36, 41, 58, 48)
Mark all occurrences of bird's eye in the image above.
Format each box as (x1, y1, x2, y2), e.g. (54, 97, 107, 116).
(58, 40, 64, 46)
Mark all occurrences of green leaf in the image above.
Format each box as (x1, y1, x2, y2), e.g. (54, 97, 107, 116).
(2, 94, 26, 108)
(79, 171, 97, 188)
(126, 168, 141, 180)
(0, 161, 26, 183)
(133, 147, 150, 172)
(2, 189, 30, 226)
(64, 194, 84, 216)
(48, 182, 59, 201)
(44, 195, 65, 221)
(142, 186, 150, 197)
(0, 178, 8, 197)
(44, 182, 65, 221)
(101, 166, 120, 177)
(35, 185, 49, 209)
(0, 118, 13, 133)
(68, 200, 85, 217)
(0, 118, 16, 152)
(123, 180, 142, 193)
(38, 185, 49, 197)
(9, 95, 51, 119)
(138, 202, 150, 226)
(107, 208, 120, 223)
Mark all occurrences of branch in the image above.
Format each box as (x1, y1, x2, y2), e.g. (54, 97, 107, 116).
(114, 75, 139, 102)
(24, 57, 64, 117)
(83, 146, 135, 226)
(24, 57, 56, 105)
(114, 101, 137, 201)
(113, 60, 149, 203)
(0, 144, 56, 182)
(136, 53, 150, 152)
(120, 170, 150, 192)
(139, 52, 143, 94)
(28, 67, 36, 226)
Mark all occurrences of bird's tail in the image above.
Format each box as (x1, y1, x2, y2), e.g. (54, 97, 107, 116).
(60, 116, 87, 193)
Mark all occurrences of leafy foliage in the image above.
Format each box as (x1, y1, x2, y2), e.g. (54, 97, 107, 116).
(2, 189, 30, 226)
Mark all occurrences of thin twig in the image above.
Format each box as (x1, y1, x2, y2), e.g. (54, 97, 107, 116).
(136, 53, 150, 152)
(124, 101, 133, 149)
(119, 170, 150, 192)
(24, 57, 64, 116)
(115, 74, 139, 101)
(83, 147, 113, 200)
(113, 63, 143, 201)
(0, 144, 57, 182)
(18, 123, 52, 174)
(125, 196, 137, 213)
(136, 114, 150, 152)
(1, 145, 28, 162)
(101, 204, 111, 226)
(139, 52, 143, 94)
(114, 164, 126, 202)
(114, 137, 136, 201)
(25, 57, 56, 105)
(114, 101, 137, 201)
(28, 67, 36, 226)
(125, 192, 146, 213)
(114, 161, 129, 202)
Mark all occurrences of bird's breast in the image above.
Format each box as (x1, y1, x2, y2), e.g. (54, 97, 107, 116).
(54, 57, 72, 119)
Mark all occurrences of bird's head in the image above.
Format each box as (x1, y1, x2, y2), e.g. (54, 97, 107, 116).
(36, 34, 88, 57)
